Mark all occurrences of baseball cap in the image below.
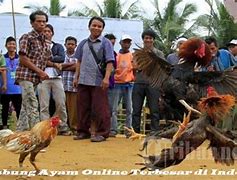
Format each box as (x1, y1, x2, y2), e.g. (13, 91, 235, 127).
(227, 39, 237, 46)
(120, 34, 132, 42)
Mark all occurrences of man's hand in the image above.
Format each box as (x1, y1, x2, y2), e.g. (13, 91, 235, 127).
(38, 70, 49, 81)
(73, 78, 79, 88)
(101, 76, 109, 90)
(1, 84, 7, 93)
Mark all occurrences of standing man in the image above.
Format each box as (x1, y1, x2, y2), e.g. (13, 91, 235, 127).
(15, 10, 55, 131)
(37, 24, 71, 135)
(62, 36, 78, 134)
(132, 29, 164, 134)
(73, 16, 114, 142)
(1, 37, 22, 130)
(110, 34, 134, 138)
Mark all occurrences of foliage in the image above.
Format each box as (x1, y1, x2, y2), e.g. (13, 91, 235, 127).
(194, 0, 237, 47)
(68, 0, 141, 19)
(24, 0, 66, 16)
(143, 0, 198, 55)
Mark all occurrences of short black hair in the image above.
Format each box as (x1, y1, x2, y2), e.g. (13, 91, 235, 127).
(29, 10, 48, 23)
(45, 24, 54, 35)
(104, 33, 116, 40)
(205, 36, 218, 47)
(141, 29, 157, 39)
(5, 36, 16, 45)
(88, 16, 105, 28)
(65, 36, 77, 44)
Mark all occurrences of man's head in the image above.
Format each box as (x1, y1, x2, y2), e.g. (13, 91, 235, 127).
(44, 24, 54, 40)
(172, 37, 187, 51)
(30, 10, 48, 33)
(205, 36, 218, 57)
(120, 34, 132, 52)
(5, 36, 16, 53)
(104, 33, 116, 46)
(141, 29, 156, 49)
(65, 36, 77, 53)
(88, 16, 105, 39)
(227, 39, 237, 56)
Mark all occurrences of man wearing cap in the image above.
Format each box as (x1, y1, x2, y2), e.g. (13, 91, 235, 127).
(227, 39, 237, 60)
(167, 37, 187, 65)
(110, 34, 134, 137)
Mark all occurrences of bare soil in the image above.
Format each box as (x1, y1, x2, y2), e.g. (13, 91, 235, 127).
(0, 135, 236, 180)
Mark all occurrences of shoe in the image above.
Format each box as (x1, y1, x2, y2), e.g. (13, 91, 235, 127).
(73, 133, 90, 140)
(90, 135, 105, 142)
(58, 131, 73, 136)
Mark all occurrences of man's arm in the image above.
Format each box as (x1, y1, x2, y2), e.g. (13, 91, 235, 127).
(62, 62, 76, 71)
(73, 60, 81, 88)
(1, 69, 7, 93)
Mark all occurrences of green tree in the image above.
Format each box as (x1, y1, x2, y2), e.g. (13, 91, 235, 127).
(194, 0, 237, 47)
(144, 0, 198, 55)
(24, 0, 66, 16)
(68, 0, 140, 19)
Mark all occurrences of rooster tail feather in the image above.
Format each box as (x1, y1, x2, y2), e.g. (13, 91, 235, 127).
(0, 129, 13, 138)
(0, 129, 13, 147)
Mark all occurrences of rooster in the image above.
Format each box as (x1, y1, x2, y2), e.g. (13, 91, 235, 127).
(138, 87, 237, 170)
(0, 116, 61, 173)
(133, 37, 237, 120)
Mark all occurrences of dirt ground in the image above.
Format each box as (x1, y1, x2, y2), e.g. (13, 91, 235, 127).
(0, 135, 236, 180)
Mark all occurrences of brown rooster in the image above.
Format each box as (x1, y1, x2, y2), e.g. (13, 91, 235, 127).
(138, 87, 237, 170)
(0, 116, 61, 172)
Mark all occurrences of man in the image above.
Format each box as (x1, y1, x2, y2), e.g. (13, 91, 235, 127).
(132, 29, 164, 134)
(167, 37, 187, 65)
(227, 39, 237, 60)
(37, 24, 71, 135)
(204, 37, 237, 71)
(73, 16, 114, 142)
(61, 36, 78, 134)
(110, 34, 134, 138)
(15, 10, 57, 131)
(1, 37, 22, 130)
(205, 37, 237, 132)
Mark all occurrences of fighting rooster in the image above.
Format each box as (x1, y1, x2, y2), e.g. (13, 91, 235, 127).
(133, 37, 237, 120)
(0, 116, 61, 172)
(138, 87, 237, 170)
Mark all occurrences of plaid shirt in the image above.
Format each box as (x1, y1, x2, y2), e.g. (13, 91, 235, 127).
(15, 30, 51, 85)
(62, 52, 77, 92)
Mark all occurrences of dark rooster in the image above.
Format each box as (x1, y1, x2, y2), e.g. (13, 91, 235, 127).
(138, 87, 237, 170)
(0, 116, 61, 172)
(133, 37, 237, 120)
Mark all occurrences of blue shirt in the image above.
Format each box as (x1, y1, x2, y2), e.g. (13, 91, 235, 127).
(3, 53, 21, 94)
(74, 35, 115, 86)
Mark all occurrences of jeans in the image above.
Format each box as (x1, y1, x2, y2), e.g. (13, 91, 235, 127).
(132, 83, 160, 133)
(110, 83, 133, 134)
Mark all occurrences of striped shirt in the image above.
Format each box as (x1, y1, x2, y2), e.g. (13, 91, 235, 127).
(15, 30, 52, 85)
(62, 52, 77, 92)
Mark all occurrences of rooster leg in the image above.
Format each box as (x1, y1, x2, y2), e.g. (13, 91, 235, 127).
(172, 111, 191, 142)
(30, 151, 40, 173)
(179, 99, 202, 115)
(19, 152, 30, 168)
(124, 127, 146, 140)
